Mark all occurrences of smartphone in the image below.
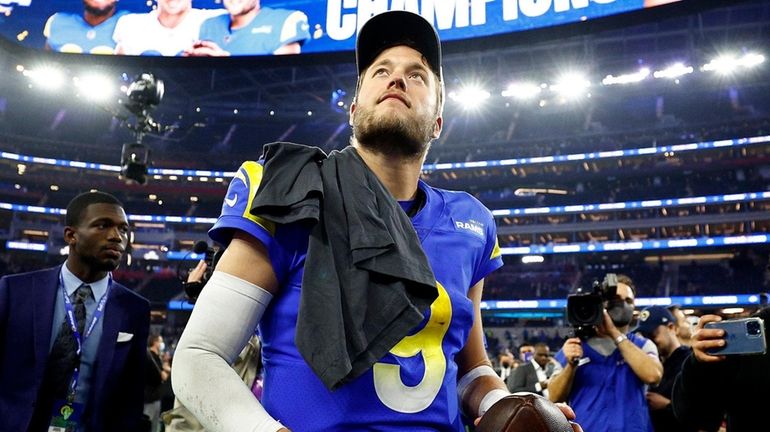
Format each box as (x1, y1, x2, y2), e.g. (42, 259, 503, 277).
(704, 317, 767, 356)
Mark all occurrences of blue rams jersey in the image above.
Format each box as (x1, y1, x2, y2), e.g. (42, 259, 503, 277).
(43, 11, 126, 54)
(198, 7, 310, 55)
(209, 160, 503, 431)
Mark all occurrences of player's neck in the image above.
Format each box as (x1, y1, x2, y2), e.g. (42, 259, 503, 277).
(84, 11, 113, 27)
(231, 7, 261, 30)
(354, 144, 423, 201)
(159, 9, 189, 29)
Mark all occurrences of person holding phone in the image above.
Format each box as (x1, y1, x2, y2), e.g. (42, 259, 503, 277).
(671, 307, 770, 431)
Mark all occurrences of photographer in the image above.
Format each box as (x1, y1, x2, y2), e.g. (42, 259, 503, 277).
(549, 274, 663, 432)
(671, 307, 770, 431)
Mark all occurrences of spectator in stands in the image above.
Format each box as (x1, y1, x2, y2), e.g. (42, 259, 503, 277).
(0, 191, 150, 431)
(145, 333, 170, 432)
(497, 347, 515, 382)
(671, 307, 770, 431)
(507, 342, 561, 398)
(634, 306, 696, 432)
(549, 274, 663, 432)
(518, 341, 535, 363)
(667, 305, 692, 346)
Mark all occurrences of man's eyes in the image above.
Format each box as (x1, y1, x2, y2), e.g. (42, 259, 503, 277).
(408, 72, 426, 82)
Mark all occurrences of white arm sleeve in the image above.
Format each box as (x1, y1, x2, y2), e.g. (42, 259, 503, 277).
(172, 270, 283, 432)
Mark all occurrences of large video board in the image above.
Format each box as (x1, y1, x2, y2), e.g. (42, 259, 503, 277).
(0, 0, 682, 57)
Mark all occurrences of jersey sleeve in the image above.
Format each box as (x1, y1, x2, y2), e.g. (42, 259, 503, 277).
(278, 10, 310, 46)
(197, 15, 218, 43)
(471, 207, 504, 286)
(43, 14, 56, 39)
(554, 348, 568, 368)
(209, 161, 275, 248)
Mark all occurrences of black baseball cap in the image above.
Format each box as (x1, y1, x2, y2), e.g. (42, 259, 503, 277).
(633, 306, 676, 337)
(355, 11, 442, 79)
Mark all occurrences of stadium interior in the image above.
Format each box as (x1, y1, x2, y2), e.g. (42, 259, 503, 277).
(1, 0, 769, 355)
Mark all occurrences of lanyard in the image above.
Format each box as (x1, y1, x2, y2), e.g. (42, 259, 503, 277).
(59, 272, 112, 400)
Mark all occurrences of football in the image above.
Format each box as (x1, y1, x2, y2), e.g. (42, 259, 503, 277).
(476, 393, 574, 432)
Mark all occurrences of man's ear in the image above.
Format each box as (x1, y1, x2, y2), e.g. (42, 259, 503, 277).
(63, 226, 76, 245)
(349, 101, 357, 127)
(431, 115, 443, 139)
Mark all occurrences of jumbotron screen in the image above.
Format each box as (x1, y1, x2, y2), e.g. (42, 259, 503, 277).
(0, 0, 682, 57)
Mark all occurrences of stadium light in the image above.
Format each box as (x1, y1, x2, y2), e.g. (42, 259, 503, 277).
(521, 255, 545, 264)
(701, 52, 764, 75)
(602, 68, 650, 86)
(448, 85, 491, 110)
(501, 82, 542, 100)
(739, 52, 765, 67)
(653, 63, 694, 79)
(73, 74, 115, 102)
(24, 66, 65, 91)
(551, 73, 590, 99)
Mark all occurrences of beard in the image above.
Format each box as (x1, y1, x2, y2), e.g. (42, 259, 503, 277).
(84, 1, 116, 17)
(352, 103, 435, 159)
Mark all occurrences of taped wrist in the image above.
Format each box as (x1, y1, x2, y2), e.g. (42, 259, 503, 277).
(457, 365, 510, 417)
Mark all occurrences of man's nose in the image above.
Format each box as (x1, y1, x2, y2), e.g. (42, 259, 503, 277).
(107, 226, 124, 241)
(388, 72, 407, 91)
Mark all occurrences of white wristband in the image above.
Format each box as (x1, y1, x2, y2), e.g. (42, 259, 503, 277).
(479, 389, 510, 417)
(457, 365, 498, 401)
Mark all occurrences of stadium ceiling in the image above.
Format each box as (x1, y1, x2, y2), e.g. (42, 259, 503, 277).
(1, 0, 768, 121)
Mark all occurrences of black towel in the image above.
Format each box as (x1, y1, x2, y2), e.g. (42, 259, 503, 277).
(251, 142, 438, 390)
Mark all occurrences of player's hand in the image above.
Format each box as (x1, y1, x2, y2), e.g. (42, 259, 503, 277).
(183, 40, 230, 57)
(691, 314, 727, 363)
(562, 337, 583, 364)
(187, 259, 207, 284)
(645, 391, 670, 410)
(471, 398, 583, 432)
(554, 403, 584, 432)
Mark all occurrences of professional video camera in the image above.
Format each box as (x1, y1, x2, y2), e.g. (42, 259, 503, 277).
(566, 273, 618, 339)
(179, 241, 222, 303)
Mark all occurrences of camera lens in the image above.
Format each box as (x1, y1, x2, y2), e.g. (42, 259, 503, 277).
(746, 320, 761, 336)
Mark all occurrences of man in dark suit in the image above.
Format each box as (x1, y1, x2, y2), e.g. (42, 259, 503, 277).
(507, 342, 560, 398)
(0, 191, 150, 431)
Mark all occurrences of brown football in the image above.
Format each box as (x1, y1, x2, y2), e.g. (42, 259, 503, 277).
(476, 393, 573, 432)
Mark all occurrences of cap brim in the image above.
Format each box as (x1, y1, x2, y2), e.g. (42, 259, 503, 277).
(632, 323, 654, 337)
(356, 11, 441, 78)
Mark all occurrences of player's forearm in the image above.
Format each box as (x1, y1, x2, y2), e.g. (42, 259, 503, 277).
(172, 271, 283, 432)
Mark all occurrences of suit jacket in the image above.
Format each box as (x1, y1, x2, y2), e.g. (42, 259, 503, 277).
(0, 265, 150, 432)
(507, 360, 555, 395)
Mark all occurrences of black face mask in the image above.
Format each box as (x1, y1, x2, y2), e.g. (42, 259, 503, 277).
(607, 299, 634, 327)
